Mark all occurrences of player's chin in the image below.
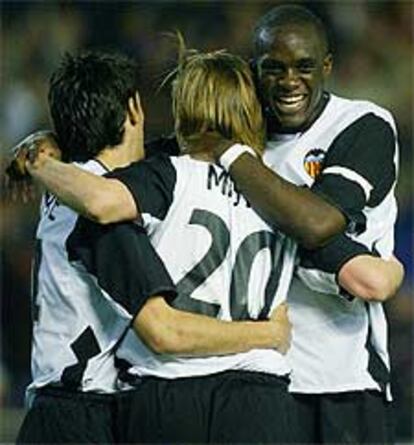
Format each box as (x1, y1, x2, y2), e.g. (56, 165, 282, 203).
(273, 110, 309, 132)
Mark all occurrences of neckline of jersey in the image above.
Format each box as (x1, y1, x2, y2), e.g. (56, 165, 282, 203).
(267, 92, 332, 142)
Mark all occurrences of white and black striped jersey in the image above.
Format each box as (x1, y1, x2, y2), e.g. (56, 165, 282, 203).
(110, 155, 297, 379)
(27, 160, 176, 403)
(263, 93, 398, 397)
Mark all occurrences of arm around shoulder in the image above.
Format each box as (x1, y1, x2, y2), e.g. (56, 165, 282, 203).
(27, 155, 139, 223)
(228, 153, 346, 249)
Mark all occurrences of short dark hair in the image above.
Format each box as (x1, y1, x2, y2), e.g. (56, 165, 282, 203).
(253, 4, 330, 55)
(48, 51, 139, 162)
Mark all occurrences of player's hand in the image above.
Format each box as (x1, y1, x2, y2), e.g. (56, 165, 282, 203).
(4, 130, 61, 202)
(182, 131, 234, 160)
(269, 302, 292, 354)
(6, 130, 60, 179)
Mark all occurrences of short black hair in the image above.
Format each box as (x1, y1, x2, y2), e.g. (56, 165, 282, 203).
(253, 4, 330, 55)
(48, 51, 139, 162)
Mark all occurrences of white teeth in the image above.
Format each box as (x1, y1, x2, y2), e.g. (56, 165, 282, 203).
(278, 95, 305, 104)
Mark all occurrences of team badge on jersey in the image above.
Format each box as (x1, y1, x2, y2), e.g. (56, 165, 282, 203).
(303, 149, 325, 179)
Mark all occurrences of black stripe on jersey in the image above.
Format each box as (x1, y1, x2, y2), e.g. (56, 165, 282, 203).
(66, 219, 177, 317)
(61, 326, 101, 389)
(312, 113, 396, 218)
(299, 233, 371, 274)
(364, 304, 390, 394)
(107, 153, 176, 222)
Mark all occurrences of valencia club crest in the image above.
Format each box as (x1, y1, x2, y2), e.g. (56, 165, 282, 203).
(303, 149, 325, 179)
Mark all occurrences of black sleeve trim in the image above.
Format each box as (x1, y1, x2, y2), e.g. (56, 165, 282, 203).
(107, 154, 176, 221)
(313, 113, 396, 211)
(66, 218, 177, 318)
(299, 233, 372, 274)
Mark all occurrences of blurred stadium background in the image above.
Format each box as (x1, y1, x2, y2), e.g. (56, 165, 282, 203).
(0, 1, 412, 442)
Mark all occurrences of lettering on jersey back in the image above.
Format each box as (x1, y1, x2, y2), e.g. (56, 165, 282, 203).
(207, 165, 250, 207)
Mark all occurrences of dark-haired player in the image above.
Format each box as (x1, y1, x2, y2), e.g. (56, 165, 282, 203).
(15, 51, 292, 443)
(9, 12, 404, 439)
(15, 51, 151, 444)
(12, 38, 398, 441)
(14, 47, 299, 443)
(211, 4, 402, 444)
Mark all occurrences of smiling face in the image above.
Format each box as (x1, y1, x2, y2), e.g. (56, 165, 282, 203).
(255, 23, 332, 132)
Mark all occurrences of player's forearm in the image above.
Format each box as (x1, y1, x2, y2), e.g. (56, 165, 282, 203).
(27, 156, 137, 223)
(228, 153, 346, 249)
(338, 255, 405, 302)
(28, 156, 102, 216)
(163, 310, 279, 357)
(134, 297, 284, 357)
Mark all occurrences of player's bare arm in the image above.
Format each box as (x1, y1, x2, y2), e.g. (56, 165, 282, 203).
(6, 93, 144, 224)
(27, 153, 138, 223)
(134, 298, 291, 356)
(6, 133, 137, 223)
(68, 214, 293, 359)
(299, 232, 405, 302)
(184, 131, 345, 249)
(222, 150, 346, 249)
(338, 254, 404, 302)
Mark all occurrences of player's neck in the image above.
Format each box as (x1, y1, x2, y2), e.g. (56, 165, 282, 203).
(96, 143, 144, 171)
(188, 151, 215, 162)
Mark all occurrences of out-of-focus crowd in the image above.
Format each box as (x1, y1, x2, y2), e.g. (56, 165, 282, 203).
(1, 1, 412, 441)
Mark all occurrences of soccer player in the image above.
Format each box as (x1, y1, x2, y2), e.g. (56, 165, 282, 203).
(12, 38, 402, 441)
(208, 5, 402, 443)
(14, 51, 292, 444)
(15, 48, 299, 443)
(9, 38, 403, 443)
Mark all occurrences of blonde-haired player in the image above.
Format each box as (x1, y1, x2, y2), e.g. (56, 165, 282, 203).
(17, 46, 297, 442)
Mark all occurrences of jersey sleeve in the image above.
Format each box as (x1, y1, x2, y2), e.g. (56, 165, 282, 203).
(299, 233, 372, 274)
(311, 113, 397, 232)
(66, 218, 177, 318)
(107, 154, 177, 221)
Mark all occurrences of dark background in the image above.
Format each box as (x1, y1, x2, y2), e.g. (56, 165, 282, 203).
(1, 1, 412, 442)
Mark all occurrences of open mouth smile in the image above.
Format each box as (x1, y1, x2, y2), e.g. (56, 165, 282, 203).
(274, 94, 307, 113)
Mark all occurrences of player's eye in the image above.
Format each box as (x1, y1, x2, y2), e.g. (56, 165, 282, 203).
(260, 61, 285, 75)
(296, 60, 317, 74)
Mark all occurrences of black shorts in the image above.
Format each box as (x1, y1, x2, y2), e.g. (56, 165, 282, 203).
(116, 370, 297, 443)
(16, 387, 117, 444)
(292, 390, 394, 444)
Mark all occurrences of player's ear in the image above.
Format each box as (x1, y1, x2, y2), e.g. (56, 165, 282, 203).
(127, 92, 144, 126)
(323, 53, 333, 77)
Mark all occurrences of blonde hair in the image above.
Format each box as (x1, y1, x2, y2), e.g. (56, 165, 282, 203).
(171, 37, 265, 155)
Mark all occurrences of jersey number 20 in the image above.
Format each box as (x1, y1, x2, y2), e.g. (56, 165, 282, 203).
(171, 209, 286, 321)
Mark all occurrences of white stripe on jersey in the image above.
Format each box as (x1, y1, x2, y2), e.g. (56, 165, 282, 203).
(322, 166, 373, 201)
